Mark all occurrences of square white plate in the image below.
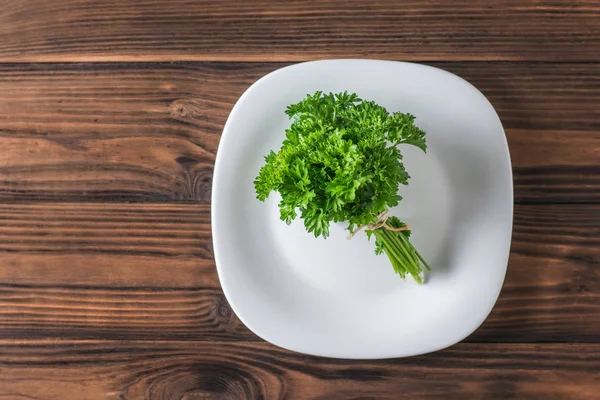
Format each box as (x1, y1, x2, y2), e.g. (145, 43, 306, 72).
(212, 60, 512, 359)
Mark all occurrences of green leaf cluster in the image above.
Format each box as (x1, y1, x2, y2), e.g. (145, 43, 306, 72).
(254, 91, 427, 238)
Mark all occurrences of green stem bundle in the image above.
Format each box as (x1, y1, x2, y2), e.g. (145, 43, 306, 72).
(372, 228, 430, 283)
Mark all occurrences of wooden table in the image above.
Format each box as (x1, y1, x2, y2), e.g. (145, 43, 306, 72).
(1, 1, 599, 399)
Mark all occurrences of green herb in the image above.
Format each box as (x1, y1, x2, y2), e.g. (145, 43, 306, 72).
(254, 91, 430, 282)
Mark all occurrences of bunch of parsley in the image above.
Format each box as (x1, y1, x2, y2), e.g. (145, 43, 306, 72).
(254, 91, 430, 282)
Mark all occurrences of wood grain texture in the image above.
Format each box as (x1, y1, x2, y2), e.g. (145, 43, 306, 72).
(1, 0, 600, 62)
(0, 340, 598, 400)
(1, 62, 598, 202)
(1, 0, 598, 398)
(0, 202, 598, 342)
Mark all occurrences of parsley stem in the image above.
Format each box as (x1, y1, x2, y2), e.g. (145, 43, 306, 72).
(414, 248, 431, 271)
(394, 232, 421, 269)
(374, 228, 424, 283)
(392, 231, 430, 272)
(380, 241, 411, 280)
(384, 231, 418, 273)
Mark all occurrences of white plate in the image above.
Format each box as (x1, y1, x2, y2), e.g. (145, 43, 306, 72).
(212, 60, 513, 359)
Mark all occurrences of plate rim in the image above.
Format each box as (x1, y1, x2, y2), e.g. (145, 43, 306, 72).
(212, 59, 513, 359)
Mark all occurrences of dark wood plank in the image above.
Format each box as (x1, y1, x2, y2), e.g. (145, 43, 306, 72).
(0, 203, 213, 257)
(0, 62, 598, 203)
(0, 284, 253, 341)
(1, 0, 599, 62)
(0, 202, 254, 341)
(0, 202, 598, 342)
(0, 340, 598, 400)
